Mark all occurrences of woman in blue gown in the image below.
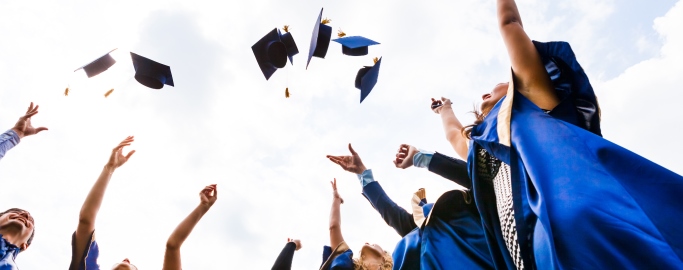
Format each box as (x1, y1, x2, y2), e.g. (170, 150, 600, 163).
(430, 0, 683, 269)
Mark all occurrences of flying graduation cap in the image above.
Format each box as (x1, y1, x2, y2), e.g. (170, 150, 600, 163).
(130, 52, 174, 89)
(252, 27, 298, 80)
(306, 8, 332, 69)
(355, 57, 382, 103)
(332, 34, 380, 56)
(75, 49, 118, 78)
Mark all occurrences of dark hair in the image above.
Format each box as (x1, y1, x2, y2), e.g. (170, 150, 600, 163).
(462, 104, 490, 139)
(0, 208, 35, 248)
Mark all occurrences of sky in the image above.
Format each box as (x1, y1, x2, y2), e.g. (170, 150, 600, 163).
(0, 0, 681, 269)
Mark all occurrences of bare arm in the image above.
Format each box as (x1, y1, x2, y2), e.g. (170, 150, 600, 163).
(164, 185, 217, 270)
(432, 98, 468, 159)
(74, 137, 136, 264)
(497, 0, 559, 110)
(329, 179, 345, 249)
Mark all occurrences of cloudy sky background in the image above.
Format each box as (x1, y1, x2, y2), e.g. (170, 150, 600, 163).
(0, 0, 681, 268)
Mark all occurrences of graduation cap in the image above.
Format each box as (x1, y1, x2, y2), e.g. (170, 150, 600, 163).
(306, 8, 332, 69)
(252, 28, 289, 80)
(75, 49, 118, 78)
(280, 26, 299, 65)
(355, 57, 382, 103)
(130, 52, 174, 89)
(332, 35, 380, 56)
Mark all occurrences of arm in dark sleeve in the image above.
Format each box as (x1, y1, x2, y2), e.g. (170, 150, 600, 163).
(362, 181, 417, 237)
(271, 242, 296, 270)
(428, 152, 471, 189)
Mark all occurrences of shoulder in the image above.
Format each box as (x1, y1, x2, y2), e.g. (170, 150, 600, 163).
(69, 231, 100, 270)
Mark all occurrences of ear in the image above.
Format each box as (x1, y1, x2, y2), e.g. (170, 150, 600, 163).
(19, 242, 28, 251)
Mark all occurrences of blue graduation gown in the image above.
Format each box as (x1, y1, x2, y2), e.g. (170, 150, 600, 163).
(469, 41, 683, 269)
(363, 182, 493, 269)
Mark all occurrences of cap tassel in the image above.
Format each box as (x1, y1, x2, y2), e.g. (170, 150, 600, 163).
(321, 18, 331, 25)
(285, 87, 290, 98)
(64, 87, 69, 96)
(373, 57, 379, 64)
(283, 25, 290, 32)
(337, 29, 346, 38)
(104, 88, 114, 98)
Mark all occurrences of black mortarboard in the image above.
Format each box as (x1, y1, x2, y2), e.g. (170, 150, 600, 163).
(252, 28, 288, 80)
(279, 27, 299, 65)
(355, 57, 382, 103)
(130, 52, 174, 89)
(332, 36, 380, 56)
(75, 49, 118, 78)
(306, 8, 332, 69)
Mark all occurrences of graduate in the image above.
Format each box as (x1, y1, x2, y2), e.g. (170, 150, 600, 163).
(69, 137, 138, 270)
(328, 144, 492, 270)
(0, 102, 47, 161)
(430, 0, 683, 268)
(163, 184, 217, 270)
(320, 178, 393, 270)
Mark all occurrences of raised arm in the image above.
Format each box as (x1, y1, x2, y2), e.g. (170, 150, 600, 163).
(271, 238, 302, 270)
(431, 98, 468, 159)
(164, 184, 218, 270)
(73, 137, 135, 265)
(328, 144, 416, 236)
(393, 144, 471, 189)
(497, 0, 559, 110)
(329, 178, 345, 249)
(1, 102, 48, 161)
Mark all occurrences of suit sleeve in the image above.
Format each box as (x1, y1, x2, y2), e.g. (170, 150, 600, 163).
(362, 181, 416, 237)
(271, 242, 296, 270)
(428, 152, 471, 189)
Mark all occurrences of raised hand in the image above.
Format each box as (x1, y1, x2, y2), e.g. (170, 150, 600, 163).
(326, 143, 367, 174)
(393, 144, 418, 169)
(12, 102, 48, 138)
(199, 184, 218, 208)
(431, 97, 453, 114)
(106, 136, 136, 169)
(331, 178, 344, 204)
(288, 238, 302, 251)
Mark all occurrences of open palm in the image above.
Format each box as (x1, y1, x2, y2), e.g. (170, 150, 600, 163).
(107, 136, 136, 169)
(12, 102, 48, 138)
(326, 144, 367, 174)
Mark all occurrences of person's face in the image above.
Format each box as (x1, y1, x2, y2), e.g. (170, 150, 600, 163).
(0, 209, 35, 250)
(361, 242, 385, 258)
(480, 82, 509, 114)
(111, 258, 138, 270)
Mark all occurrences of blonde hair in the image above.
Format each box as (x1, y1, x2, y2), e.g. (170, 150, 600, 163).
(353, 251, 393, 270)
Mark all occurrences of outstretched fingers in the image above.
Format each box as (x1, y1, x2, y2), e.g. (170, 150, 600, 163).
(347, 143, 358, 156)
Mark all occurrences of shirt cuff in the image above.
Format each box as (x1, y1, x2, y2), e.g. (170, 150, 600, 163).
(413, 149, 434, 168)
(357, 169, 375, 187)
(1, 129, 20, 145)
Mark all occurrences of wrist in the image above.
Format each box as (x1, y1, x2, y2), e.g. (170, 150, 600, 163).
(11, 128, 24, 139)
(103, 164, 116, 174)
(357, 165, 367, 174)
(198, 203, 212, 211)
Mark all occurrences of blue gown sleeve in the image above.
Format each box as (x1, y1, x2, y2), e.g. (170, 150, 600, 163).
(427, 152, 471, 189)
(362, 181, 417, 237)
(271, 242, 296, 270)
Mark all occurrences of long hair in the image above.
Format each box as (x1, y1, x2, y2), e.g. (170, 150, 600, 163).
(0, 208, 35, 248)
(353, 251, 393, 270)
(462, 103, 492, 140)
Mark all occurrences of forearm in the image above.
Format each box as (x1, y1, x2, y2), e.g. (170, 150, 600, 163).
(362, 181, 416, 237)
(78, 165, 116, 227)
(0, 130, 20, 160)
(439, 108, 468, 159)
(498, 0, 523, 27)
(329, 199, 342, 231)
(166, 204, 210, 250)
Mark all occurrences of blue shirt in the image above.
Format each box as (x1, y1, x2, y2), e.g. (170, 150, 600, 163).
(0, 130, 20, 161)
(0, 235, 20, 270)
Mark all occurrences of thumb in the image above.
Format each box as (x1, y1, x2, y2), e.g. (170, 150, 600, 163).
(348, 143, 358, 156)
(125, 150, 136, 160)
(35, 127, 48, 133)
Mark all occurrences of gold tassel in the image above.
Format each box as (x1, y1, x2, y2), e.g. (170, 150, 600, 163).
(321, 18, 331, 24)
(104, 88, 114, 98)
(285, 87, 290, 98)
(373, 57, 379, 64)
(64, 87, 69, 96)
(337, 29, 346, 38)
(283, 25, 290, 32)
